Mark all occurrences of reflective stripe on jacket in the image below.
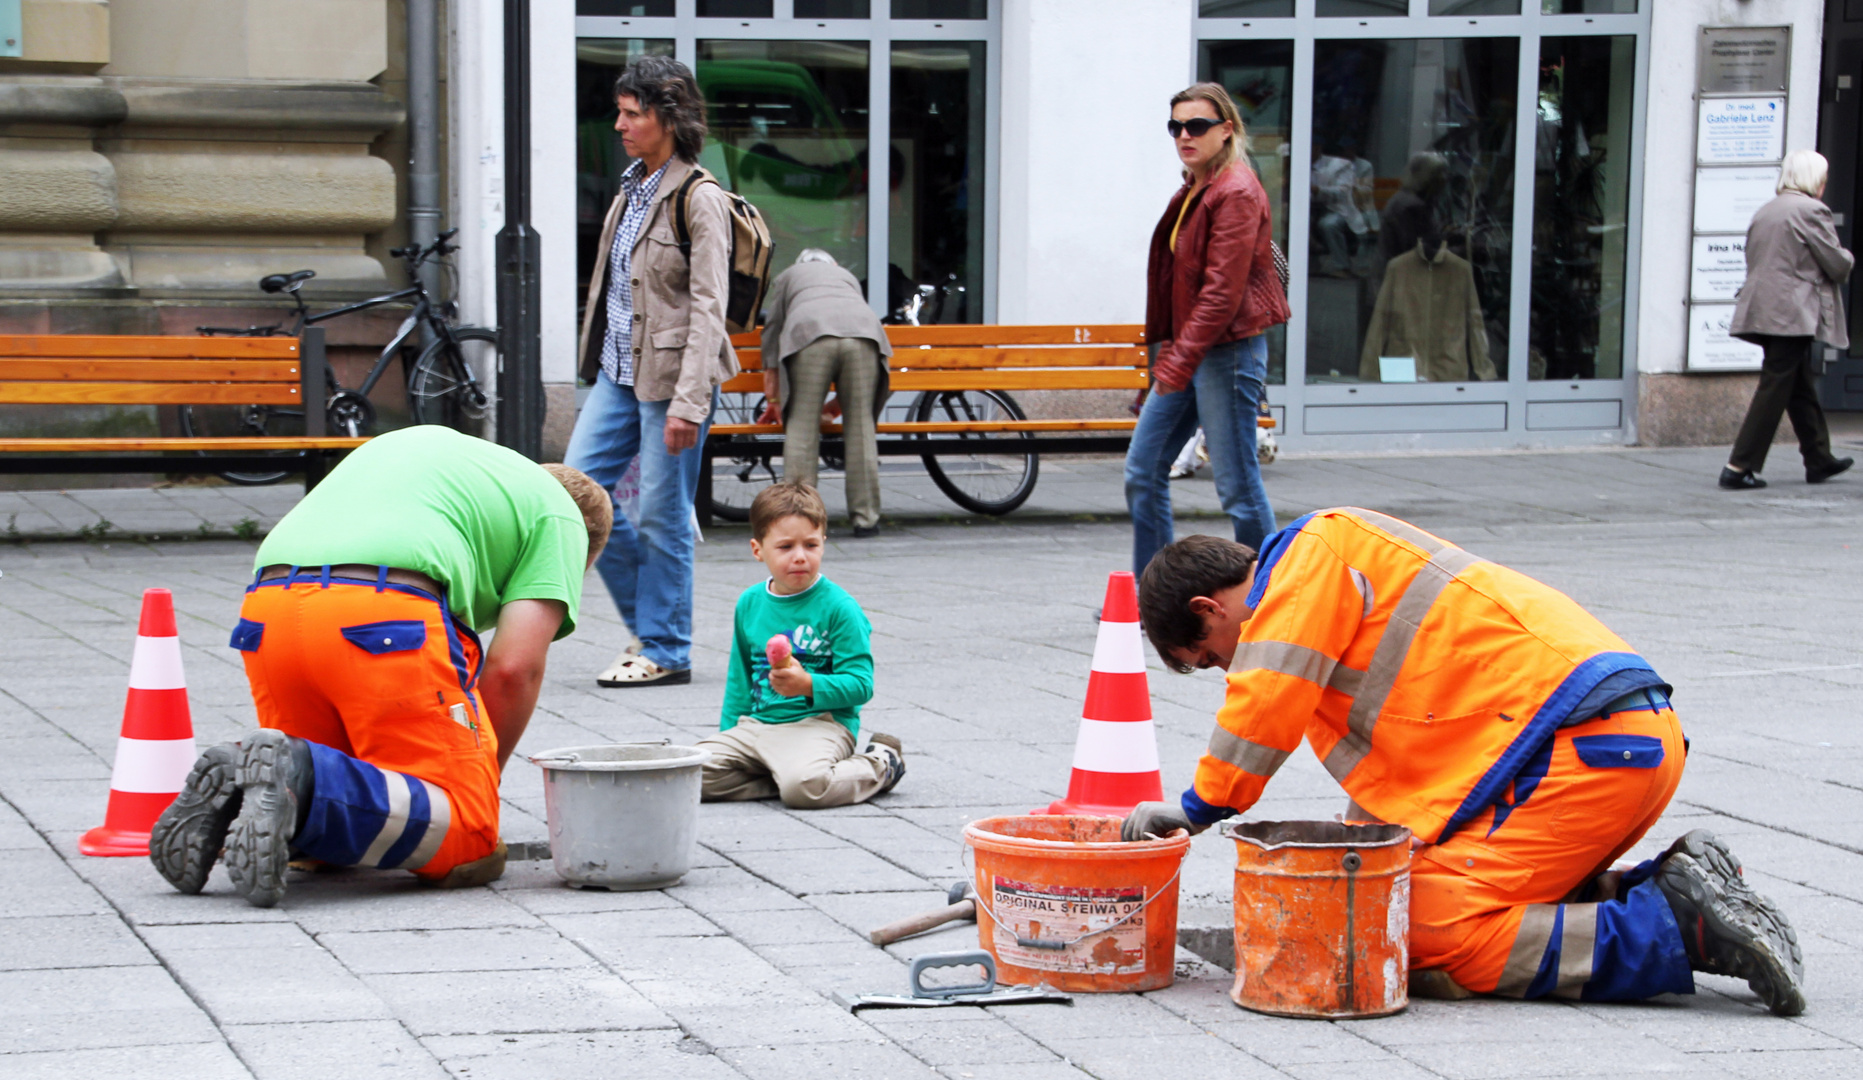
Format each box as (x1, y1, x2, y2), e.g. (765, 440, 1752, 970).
(1185, 508, 1669, 844)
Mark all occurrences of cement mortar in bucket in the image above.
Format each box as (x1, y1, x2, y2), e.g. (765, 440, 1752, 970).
(529, 742, 709, 890)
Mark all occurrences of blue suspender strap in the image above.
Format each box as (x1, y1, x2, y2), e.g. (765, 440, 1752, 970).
(376, 565, 388, 593)
(319, 564, 332, 588)
(286, 565, 301, 586)
(250, 567, 264, 588)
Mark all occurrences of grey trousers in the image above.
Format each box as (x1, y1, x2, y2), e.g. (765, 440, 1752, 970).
(696, 715, 890, 809)
(784, 336, 882, 529)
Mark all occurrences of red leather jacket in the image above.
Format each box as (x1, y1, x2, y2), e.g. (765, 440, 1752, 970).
(1145, 163, 1290, 389)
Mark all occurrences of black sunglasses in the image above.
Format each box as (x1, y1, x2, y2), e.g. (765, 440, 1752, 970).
(1167, 117, 1225, 138)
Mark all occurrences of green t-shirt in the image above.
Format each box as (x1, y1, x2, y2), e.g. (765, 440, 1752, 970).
(255, 426, 588, 637)
(720, 575, 874, 734)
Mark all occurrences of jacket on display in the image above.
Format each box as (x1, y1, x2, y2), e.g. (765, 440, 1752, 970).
(1359, 242, 1498, 383)
(1181, 507, 1671, 844)
(577, 156, 739, 425)
(1145, 162, 1291, 380)
(759, 260, 893, 425)
(1730, 190, 1854, 350)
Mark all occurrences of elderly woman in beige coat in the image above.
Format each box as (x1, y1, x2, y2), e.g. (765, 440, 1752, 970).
(1722, 150, 1856, 489)
(760, 250, 893, 536)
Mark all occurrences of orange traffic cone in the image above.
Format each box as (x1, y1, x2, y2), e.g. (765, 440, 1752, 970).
(1037, 571, 1164, 817)
(80, 589, 198, 857)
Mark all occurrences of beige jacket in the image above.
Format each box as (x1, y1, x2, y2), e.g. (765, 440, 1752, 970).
(1730, 191, 1853, 350)
(576, 157, 739, 424)
(759, 261, 892, 424)
(1358, 242, 1497, 384)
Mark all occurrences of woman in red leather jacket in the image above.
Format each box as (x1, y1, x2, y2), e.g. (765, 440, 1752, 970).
(1124, 82, 1290, 577)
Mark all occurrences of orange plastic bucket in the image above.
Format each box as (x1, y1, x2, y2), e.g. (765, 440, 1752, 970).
(963, 815, 1190, 993)
(1225, 820, 1412, 1019)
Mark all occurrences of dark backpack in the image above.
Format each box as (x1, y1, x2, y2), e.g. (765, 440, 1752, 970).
(672, 167, 774, 334)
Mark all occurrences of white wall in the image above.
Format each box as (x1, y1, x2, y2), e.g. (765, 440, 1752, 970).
(533, 0, 578, 388)
(1636, 0, 1826, 377)
(996, 0, 1193, 325)
(450, 0, 503, 347)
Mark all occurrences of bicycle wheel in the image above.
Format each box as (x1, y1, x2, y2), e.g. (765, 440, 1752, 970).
(408, 326, 496, 429)
(177, 403, 306, 486)
(706, 391, 781, 522)
(912, 389, 1039, 516)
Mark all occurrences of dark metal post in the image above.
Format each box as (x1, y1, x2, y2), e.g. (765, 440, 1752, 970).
(495, 0, 543, 458)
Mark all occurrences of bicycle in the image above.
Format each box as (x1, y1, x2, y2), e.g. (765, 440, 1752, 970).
(185, 229, 496, 484)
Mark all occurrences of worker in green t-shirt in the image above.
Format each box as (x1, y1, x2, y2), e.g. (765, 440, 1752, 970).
(149, 427, 613, 907)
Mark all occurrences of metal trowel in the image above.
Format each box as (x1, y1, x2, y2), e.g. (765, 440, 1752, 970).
(832, 950, 1072, 1012)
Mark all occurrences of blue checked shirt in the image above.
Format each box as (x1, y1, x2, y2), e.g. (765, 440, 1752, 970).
(599, 160, 670, 386)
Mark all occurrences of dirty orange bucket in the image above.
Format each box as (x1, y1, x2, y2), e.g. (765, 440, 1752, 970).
(963, 815, 1189, 993)
(1225, 820, 1412, 1019)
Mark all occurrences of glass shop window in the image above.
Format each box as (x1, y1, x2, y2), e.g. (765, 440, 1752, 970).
(1200, 39, 1295, 384)
(1530, 36, 1636, 380)
(1430, 0, 1520, 14)
(697, 40, 872, 285)
(889, 42, 987, 323)
(892, 0, 987, 18)
(575, 39, 677, 305)
(1305, 37, 1518, 385)
(576, 1, 675, 14)
(1317, 0, 1406, 15)
(699, 0, 775, 17)
(1200, 1, 1295, 15)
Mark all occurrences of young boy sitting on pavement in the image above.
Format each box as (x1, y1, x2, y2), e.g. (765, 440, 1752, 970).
(697, 482, 905, 807)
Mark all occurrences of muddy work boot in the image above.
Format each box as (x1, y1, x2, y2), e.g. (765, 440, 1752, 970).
(1656, 852, 1805, 1016)
(868, 733, 906, 796)
(1664, 829, 1753, 898)
(225, 729, 314, 909)
(149, 742, 244, 894)
(426, 842, 508, 889)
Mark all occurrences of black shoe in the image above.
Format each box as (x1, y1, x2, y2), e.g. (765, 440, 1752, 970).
(225, 729, 314, 909)
(1663, 829, 1753, 898)
(1656, 852, 1805, 1016)
(1719, 467, 1767, 490)
(1808, 457, 1853, 484)
(149, 742, 244, 894)
(853, 524, 881, 539)
(868, 733, 906, 795)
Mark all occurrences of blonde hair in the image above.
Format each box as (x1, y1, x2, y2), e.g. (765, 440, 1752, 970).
(1777, 149, 1829, 197)
(1170, 82, 1247, 180)
(542, 463, 614, 562)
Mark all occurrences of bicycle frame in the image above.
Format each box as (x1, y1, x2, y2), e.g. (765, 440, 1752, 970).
(300, 286, 428, 398)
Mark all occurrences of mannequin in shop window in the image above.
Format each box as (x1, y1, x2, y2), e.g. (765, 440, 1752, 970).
(1358, 238, 1499, 384)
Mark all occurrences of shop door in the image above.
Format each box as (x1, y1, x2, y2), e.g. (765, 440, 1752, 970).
(1819, 34, 1863, 410)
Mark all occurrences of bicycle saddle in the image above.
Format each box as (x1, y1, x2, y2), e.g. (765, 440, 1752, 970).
(259, 269, 316, 293)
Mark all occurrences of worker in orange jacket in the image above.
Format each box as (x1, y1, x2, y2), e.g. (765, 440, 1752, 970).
(1121, 509, 1805, 1015)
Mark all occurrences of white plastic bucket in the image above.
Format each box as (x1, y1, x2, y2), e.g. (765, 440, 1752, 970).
(528, 742, 710, 890)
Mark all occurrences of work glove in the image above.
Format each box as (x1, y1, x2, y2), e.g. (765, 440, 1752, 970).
(1149, 346, 1200, 395)
(1121, 800, 1199, 842)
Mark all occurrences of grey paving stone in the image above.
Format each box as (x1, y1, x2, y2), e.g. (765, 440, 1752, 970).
(724, 845, 931, 896)
(857, 1014, 1064, 1067)
(1390, 1028, 1710, 1078)
(663, 864, 814, 913)
(224, 1021, 449, 1080)
(1042, 1033, 1288, 1079)
(363, 966, 675, 1036)
(142, 922, 395, 1025)
(991, 993, 1203, 1044)
(0, 965, 223, 1053)
(676, 1002, 884, 1048)
(423, 1031, 739, 1080)
(285, 873, 543, 933)
(0, 1040, 254, 1080)
(0, 848, 113, 917)
(0, 913, 154, 971)
(934, 1066, 1097, 1080)
(719, 1038, 945, 1080)
(61, 851, 294, 927)
(704, 904, 872, 947)
(1276, 1058, 1447, 1080)
(540, 907, 723, 941)
(317, 926, 594, 975)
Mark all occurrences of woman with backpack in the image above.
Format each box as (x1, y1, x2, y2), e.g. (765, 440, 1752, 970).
(567, 55, 736, 688)
(1124, 82, 1291, 578)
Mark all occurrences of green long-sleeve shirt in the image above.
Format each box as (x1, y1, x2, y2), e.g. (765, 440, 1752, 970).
(720, 575, 874, 734)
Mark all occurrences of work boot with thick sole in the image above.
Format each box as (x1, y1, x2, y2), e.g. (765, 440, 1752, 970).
(149, 742, 243, 894)
(225, 729, 313, 909)
(1657, 853, 1805, 1016)
(1664, 830, 1757, 901)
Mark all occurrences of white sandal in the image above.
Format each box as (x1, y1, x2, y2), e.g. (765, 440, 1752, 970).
(596, 652, 692, 688)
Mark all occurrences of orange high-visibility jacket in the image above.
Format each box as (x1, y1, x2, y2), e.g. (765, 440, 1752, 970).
(1184, 508, 1670, 843)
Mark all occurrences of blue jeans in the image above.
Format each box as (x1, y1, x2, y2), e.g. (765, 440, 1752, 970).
(564, 375, 716, 671)
(1124, 335, 1275, 578)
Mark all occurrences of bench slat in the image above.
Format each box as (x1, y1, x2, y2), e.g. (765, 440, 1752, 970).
(0, 359, 302, 382)
(731, 345, 1146, 372)
(0, 335, 300, 359)
(728, 324, 1143, 349)
(0, 437, 369, 452)
(0, 383, 301, 405)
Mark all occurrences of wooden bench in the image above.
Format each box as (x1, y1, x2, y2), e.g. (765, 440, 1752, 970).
(0, 327, 366, 489)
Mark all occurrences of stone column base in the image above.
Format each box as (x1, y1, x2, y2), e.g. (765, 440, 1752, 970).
(1637, 371, 1794, 448)
(542, 382, 579, 463)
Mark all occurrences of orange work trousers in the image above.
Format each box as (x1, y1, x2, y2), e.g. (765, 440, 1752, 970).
(234, 570, 500, 879)
(1406, 704, 1687, 998)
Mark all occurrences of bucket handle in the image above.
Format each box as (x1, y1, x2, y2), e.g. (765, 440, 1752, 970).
(962, 846, 1186, 953)
(527, 738, 672, 767)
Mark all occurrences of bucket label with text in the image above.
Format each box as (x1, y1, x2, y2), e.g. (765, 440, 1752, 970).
(991, 877, 1146, 974)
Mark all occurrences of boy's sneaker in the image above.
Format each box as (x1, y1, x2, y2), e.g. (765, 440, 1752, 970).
(225, 729, 314, 909)
(868, 733, 906, 795)
(1656, 852, 1805, 1016)
(149, 742, 244, 894)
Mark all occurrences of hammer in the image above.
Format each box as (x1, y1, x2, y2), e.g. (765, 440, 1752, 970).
(869, 882, 977, 947)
